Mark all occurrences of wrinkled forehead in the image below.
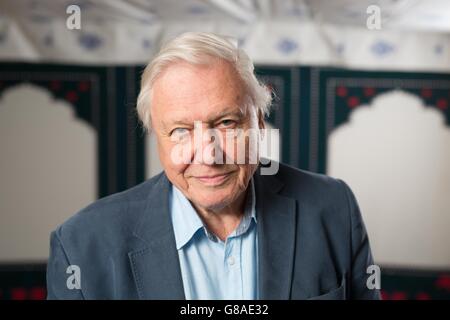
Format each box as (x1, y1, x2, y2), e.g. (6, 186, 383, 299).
(150, 60, 252, 125)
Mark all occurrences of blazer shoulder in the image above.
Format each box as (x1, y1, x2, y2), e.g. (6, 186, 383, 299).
(53, 172, 165, 244)
(273, 162, 355, 225)
(276, 162, 347, 199)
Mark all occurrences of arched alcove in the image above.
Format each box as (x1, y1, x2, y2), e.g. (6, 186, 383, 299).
(0, 84, 97, 262)
(328, 90, 450, 268)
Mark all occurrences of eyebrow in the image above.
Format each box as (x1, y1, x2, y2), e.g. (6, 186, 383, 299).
(163, 106, 247, 130)
(211, 107, 246, 122)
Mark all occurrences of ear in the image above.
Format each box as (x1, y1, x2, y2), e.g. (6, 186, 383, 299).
(258, 110, 265, 130)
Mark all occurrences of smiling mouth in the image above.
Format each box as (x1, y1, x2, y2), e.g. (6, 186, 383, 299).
(194, 172, 233, 186)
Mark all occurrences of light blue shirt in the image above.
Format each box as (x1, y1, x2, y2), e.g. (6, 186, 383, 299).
(169, 180, 258, 300)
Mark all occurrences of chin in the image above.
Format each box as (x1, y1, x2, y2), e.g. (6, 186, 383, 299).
(191, 190, 235, 211)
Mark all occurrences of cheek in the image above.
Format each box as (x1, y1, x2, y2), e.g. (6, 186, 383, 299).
(237, 164, 257, 187)
(221, 132, 248, 162)
(222, 133, 235, 162)
(157, 139, 189, 179)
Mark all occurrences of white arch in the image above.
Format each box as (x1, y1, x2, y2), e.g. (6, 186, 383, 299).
(0, 84, 97, 262)
(328, 90, 450, 268)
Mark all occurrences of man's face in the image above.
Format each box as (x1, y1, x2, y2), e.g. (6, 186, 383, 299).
(151, 58, 262, 211)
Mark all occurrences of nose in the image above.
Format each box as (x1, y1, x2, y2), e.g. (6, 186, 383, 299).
(192, 122, 225, 165)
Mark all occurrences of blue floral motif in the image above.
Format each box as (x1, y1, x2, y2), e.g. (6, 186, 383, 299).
(371, 40, 395, 56)
(43, 34, 53, 47)
(336, 43, 345, 55)
(139, 17, 154, 25)
(434, 44, 443, 55)
(30, 15, 51, 24)
(238, 37, 246, 47)
(78, 33, 103, 50)
(187, 5, 209, 15)
(277, 38, 298, 55)
(142, 39, 152, 49)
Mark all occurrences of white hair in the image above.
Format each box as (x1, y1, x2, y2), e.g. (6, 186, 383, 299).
(136, 32, 272, 132)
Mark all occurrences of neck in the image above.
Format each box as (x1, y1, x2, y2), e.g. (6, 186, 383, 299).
(192, 189, 248, 242)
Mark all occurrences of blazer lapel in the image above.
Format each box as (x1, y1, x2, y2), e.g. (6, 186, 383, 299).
(254, 167, 297, 300)
(128, 173, 186, 299)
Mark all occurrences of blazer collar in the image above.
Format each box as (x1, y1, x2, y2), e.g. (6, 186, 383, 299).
(254, 165, 297, 299)
(129, 173, 186, 299)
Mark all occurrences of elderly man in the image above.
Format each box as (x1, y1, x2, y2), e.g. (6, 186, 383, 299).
(47, 32, 380, 300)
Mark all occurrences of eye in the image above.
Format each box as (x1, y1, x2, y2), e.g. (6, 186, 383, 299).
(218, 119, 236, 128)
(170, 127, 190, 138)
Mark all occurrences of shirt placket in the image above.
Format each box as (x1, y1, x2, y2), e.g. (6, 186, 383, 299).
(224, 236, 242, 299)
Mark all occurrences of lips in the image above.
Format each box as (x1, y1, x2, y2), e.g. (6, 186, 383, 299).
(194, 172, 232, 186)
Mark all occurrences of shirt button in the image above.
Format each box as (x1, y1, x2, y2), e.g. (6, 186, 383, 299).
(228, 256, 235, 266)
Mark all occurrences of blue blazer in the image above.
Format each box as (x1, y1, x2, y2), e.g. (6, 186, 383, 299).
(47, 162, 381, 300)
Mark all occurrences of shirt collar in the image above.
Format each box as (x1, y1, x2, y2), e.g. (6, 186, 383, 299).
(230, 178, 257, 237)
(170, 178, 257, 250)
(170, 185, 204, 250)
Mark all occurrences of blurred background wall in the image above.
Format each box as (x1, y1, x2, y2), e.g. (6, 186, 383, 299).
(0, 0, 450, 300)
